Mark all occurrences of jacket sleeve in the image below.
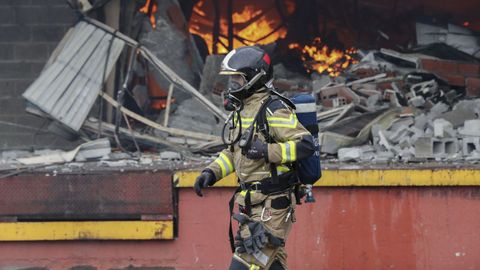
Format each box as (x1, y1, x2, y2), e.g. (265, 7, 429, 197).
(265, 100, 315, 164)
(205, 148, 235, 181)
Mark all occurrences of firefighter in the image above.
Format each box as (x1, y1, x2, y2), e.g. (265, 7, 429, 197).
(194, 46, 315, 270)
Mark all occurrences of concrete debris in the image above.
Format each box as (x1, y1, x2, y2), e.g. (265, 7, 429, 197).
(317, 85, 361, 107)
(310, 39, 480, 163)
(338, 147, 363, 162)
(416, 22, 480, 58)
(16, 138, 111, 166)
(438, 100, 480, 127)
(75, 138, 111, 161)
(159, 151, 182, 161)
(462, 137, 480, 156)
(433, 119, 454, 138)
(408, 96, 425, 107)
(458, 120, 480, 137)
(11, 14, 480, 167)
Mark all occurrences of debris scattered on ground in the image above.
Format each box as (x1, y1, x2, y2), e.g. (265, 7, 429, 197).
(6, 13, 480, 168)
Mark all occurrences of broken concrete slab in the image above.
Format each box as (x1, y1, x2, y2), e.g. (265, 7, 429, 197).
(321, 109, 400, 154)
(378, 130, 393, 151)
(338, 147, 362, 162)
(438, 99, 480, 127)
(159, 151, 182, 161)
(414, 113, 429, 130)
(465, 151, 480, 161)
(387, 128, 411, 144)
(398, 147, 415, 162)
(433, 118, 454, 138)
(372, 151, 395, 163)
(408, 96, 426, 107)
(16, 138, 111, 165)
(319, 132, 355, 154)
(75, 138, 111, 161)
(389, 117, 414, 132)
(458, 119, 480, 137)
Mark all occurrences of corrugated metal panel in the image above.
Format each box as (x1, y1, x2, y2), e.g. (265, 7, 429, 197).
(23, 21, 125, 131)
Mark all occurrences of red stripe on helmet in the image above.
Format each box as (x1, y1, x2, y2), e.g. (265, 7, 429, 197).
(262, 53, 271, 65)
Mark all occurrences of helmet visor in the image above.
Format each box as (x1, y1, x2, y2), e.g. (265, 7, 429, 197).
(227, 74, 247, 93)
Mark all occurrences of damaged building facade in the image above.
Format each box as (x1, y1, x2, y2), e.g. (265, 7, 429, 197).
(0, 0, 480, 269)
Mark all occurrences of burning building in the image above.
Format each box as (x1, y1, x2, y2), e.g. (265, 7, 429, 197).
(0, 0, 479, 270)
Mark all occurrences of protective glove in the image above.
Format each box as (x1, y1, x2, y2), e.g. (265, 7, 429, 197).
(248, 221, 269, 251)
(233, 213, 272, 255)
(245, 138, 268, 161)
(234, 234, 246, 253)
(194, 169, 216, 197)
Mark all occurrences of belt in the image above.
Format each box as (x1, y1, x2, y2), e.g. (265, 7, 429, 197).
(240, 171, 297, 195)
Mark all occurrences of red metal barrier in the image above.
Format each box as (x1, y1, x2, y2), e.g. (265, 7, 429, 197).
(0, 187, 479, 269)
(0, 172, 173, 220)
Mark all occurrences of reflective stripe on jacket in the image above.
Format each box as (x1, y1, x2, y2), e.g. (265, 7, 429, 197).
(207, 89, 314, 183)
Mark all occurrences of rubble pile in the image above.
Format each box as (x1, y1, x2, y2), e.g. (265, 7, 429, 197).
(4, 8, 479, 168)
(315, 44, 480, 163)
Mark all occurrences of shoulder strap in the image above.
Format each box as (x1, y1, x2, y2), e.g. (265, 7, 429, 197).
(255, 96, 275, 143)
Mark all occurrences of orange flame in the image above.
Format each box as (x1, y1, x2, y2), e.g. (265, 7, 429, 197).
(189, 0, 294, 54)
(140, 0, 158, 28)
(289, 38, 358, 77)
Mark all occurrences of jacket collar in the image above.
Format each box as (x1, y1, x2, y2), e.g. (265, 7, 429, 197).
(243, 88, 270, 107)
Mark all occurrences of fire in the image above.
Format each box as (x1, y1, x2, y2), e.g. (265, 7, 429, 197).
(189, 0, 294, 54)
(289, 38, 358, 77)
(139, 0, 158, 28)
(232, 6, 287, 48)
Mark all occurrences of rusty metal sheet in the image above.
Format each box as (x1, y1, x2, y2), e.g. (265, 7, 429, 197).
(0, 171, 173, 220)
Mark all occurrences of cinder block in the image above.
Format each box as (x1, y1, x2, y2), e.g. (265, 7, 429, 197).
(462, 137, 480, 156)
(414, 137, 458, 158)
(415, 137, 437, 158)
(443, 138, 459, 156)
(466, 77, 480, 98)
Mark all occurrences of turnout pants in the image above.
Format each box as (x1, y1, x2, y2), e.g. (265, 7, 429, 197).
(229, 191, 295, 270)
